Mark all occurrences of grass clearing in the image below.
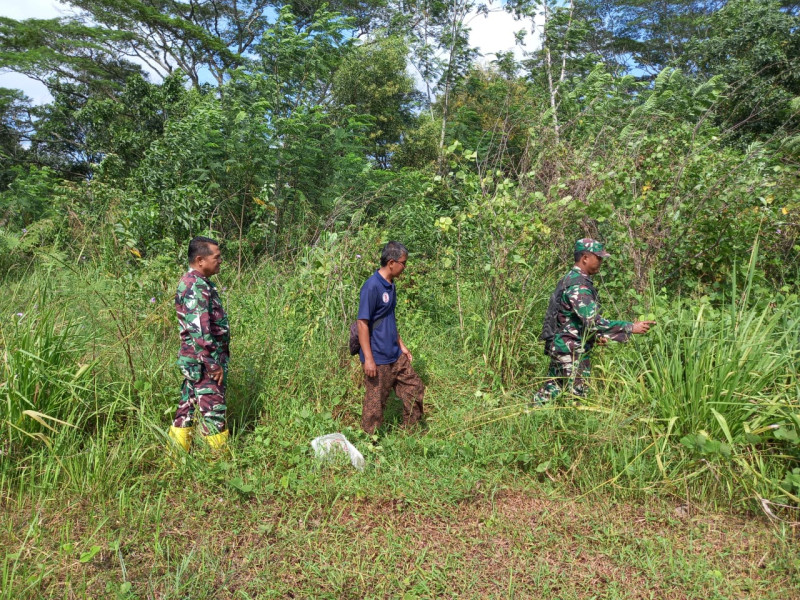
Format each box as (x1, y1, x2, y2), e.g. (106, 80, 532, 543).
(1, 250, 799, 598)
(2, 482, 797, 599)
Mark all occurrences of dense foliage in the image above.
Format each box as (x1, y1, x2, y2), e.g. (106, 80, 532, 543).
(0, 1, 796, 287)
(1, 2, 800, 579)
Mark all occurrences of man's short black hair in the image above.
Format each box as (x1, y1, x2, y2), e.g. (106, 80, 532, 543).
(188, 236, 219, 264)
(574, 250, 590, 263)
(380, 241, 408, 266)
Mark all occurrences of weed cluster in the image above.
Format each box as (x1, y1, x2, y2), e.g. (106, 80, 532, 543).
(0, 240, 798, 597)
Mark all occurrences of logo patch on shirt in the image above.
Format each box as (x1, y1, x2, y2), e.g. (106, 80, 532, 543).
(382, 292, 390, 304)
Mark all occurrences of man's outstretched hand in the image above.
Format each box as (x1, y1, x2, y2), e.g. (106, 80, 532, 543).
(632, 321, 656, 334)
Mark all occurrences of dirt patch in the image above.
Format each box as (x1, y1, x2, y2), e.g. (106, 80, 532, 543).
(2, 488, 797, 599)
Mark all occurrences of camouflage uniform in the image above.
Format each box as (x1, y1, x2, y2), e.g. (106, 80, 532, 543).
(173, 269, 230, 435)
(534, 240, 632, 405)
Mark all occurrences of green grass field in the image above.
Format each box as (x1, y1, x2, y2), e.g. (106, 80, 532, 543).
(1, 254, 799, 599)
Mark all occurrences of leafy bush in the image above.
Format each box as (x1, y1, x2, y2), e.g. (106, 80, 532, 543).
(0, 165, 57, 228)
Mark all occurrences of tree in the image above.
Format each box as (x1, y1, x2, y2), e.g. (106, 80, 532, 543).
(0, 89, 33, 190)
(252, 6, 353, 111)
(685, 0, 800, 141)
(81, 73, 192, 179)
(373, 0, 485, 160)
(544, 1, 726, 76)
(65, 0, 268, 88)
(0, 17, 143, 96)
(26, 81, 101, 177)
(104, 10, 375, 257)
(332, 36, 419, 167)
(443, 67, 545, 175)
(288, 0, 390, 34)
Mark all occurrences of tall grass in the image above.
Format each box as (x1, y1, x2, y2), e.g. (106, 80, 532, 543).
(2, 241, 798, 509)
(0, 289, 94, 451)
(0, 244, 798, 597)
(622, 245, 800, 507)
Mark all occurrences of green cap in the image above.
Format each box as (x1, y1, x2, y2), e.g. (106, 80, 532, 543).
(574, 238, 610, 258)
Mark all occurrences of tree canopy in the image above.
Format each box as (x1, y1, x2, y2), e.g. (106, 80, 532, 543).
(0, 0, 797, 290)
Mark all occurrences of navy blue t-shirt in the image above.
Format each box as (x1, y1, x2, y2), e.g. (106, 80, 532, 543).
(357, 270, 400, 365)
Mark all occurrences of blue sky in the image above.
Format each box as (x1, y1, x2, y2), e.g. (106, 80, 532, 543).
(0, 0, 541, 105)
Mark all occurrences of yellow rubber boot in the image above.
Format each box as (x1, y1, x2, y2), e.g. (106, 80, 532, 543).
(204, 429, 229, 451)
(168, 426, 192, 452)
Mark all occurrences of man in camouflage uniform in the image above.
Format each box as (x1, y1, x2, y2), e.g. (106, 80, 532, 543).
(533, 238, 655, 405)
(168, 236, 231, 452)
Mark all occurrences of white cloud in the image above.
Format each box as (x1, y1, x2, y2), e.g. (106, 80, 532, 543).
(0, 0, 65, 21)
(468, 7, 543, 67)
(408, 7, 544, 95)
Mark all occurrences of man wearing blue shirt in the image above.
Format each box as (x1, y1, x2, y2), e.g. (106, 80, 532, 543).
(357, 241, 425, 434)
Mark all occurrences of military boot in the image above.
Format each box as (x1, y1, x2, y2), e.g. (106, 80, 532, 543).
(168, 425, 192, 452)
(203, 429, 229, 454)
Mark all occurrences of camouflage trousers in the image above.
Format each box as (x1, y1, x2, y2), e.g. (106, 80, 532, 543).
(532, 351, 591, 405)
(362, 353, 425, 434)
(172, 363, 228, 435)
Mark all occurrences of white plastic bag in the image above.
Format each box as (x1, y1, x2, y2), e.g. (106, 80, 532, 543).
(310, 432, 365, 471)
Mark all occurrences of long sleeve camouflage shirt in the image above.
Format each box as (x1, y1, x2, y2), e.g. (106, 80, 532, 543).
(175, 269, 230, 371)
(550, 266, 632, 355)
